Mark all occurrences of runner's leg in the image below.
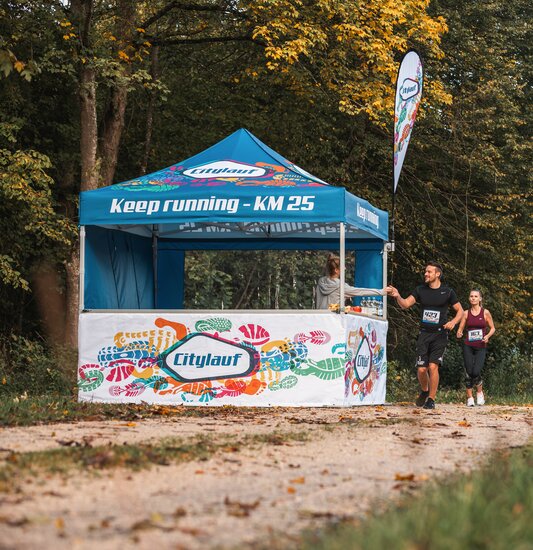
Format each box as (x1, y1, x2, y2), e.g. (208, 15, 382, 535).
(417, 367, 429, 392)
(428, 362, 439, 399)
(463, 345, 475, 400)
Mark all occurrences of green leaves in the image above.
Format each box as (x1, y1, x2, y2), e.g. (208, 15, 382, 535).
(0, 147, 74, 290)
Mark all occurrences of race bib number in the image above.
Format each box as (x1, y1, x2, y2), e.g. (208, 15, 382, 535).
(422, 309, 440, 324)
(468, 329, 483, 342)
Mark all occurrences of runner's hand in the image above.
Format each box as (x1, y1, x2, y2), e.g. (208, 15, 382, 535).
(443, 321, 455, 331)
(385, 286, 399, 298)
(456, 330, 463, 338)
(483, 335, 490, 343)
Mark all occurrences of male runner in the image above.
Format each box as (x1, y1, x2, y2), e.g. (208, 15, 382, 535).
(386, 262, 463, 409)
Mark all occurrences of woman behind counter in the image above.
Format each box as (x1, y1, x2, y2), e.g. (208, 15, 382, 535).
(315, 254, 384, 309)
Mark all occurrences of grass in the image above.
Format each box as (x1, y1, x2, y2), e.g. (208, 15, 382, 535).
(0, 394, 287, 427)
(303, 444, 533, 550)
(0, 429, 310, 492)
(1, 391, 531, 428)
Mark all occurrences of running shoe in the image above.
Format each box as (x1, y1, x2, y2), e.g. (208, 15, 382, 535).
(467, 397, 475, 407)
(423, 397, 435, 409)
(476, 392, 485, 405)
(415, 390, 429, 407)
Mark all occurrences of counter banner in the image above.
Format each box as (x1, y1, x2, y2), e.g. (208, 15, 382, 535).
(393, 50, 423, 194)
(344, 316, 388, 405)
(78, 312, 349, 406)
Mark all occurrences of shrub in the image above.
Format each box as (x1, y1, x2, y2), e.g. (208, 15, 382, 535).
(0, 335, 75, 397)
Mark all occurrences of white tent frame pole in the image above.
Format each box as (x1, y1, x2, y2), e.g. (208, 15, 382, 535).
(79, 226, 85, 313)
(339, 222, 345, 314)
(152, 224, 159, 309)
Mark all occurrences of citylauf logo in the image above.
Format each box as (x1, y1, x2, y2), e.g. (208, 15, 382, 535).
(183, 160, 267, 179)
(399, 77, 420, 101)
(160, 333, 259, 383)
(353, 334, 373, 382)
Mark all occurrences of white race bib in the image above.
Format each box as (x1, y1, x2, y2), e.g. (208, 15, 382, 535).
(467, 329, 483, 342)
(422, 309, 440, 324)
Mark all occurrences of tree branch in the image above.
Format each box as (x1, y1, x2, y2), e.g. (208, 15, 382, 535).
(140, 1, 247, 30)
(151, 34, 260, 46)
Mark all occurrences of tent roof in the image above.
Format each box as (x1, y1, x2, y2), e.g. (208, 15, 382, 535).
(79, 129, 388, 241)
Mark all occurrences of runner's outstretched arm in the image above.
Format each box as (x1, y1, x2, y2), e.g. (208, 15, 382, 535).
(385, 286, 416, 310)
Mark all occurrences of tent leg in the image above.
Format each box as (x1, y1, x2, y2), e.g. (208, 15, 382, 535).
(79, 226, 85, 313)
(383, 242, 388, 320)
(339, 222, 345, 313)
(383, 242, 394, 320)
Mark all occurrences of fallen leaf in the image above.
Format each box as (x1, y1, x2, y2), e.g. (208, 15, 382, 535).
(0, 516, 29, 526)
(173, 507, 187, 518)
(55, 517, 65, 530)
(458, 420, 471, 427)
(56, 439, 82, 447)
(287, 486, 296, 494)
(179, 526, 204, 536)
(195, 470, 204, 475)
(131, 519, 154, 531)
(224, 497, 260, 517)
(290, 477, 305, 484)
(126, 422, 137, 427)
(394, 473, 415, 481)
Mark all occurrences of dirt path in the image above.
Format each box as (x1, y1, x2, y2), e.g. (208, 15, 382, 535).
(0, 404, 531, 549)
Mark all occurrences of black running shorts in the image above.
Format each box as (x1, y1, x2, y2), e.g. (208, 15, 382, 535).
(415, 331, 448, 367)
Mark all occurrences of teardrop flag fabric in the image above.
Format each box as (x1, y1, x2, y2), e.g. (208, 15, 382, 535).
(393, 50, 423, 193)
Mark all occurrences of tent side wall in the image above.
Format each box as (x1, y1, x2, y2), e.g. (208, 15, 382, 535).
(84, 226, 155, 309)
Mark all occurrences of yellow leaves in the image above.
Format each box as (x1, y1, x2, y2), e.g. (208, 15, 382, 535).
(118, 50, 130, 62)
(250, 0, 449, 124)
(13, 60, 24, 73)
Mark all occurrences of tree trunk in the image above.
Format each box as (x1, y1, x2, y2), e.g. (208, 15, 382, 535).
(72, 0, 99, 190)
(64, 247, 80, 348)
(140, 45, 160, 175)
(98, 0, 137, 186)
(79, 65, 99, 190)
(32, 263, 66, 346)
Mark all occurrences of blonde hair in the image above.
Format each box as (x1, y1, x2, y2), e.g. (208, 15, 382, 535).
(326, 254, 340, 277)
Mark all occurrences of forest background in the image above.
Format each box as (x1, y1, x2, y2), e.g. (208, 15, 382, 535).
(0, 0, 531, 403)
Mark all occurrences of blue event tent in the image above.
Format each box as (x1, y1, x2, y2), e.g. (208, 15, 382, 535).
(79, 129, 389, 310)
